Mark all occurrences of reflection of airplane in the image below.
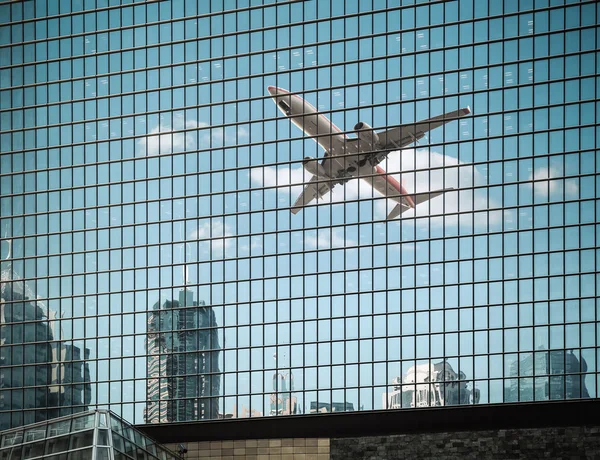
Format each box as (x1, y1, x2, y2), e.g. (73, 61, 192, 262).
(267, 86, 471, 219)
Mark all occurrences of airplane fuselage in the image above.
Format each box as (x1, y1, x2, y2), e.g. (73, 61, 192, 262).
(268, 86, 413, 205)
(267, 86, 470, 218)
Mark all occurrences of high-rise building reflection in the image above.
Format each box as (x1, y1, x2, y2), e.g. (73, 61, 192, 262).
(507, 348, 590, 402)
(144, 287, 221, 423)
(269, 370, 297, 416)
(0, 241, 91, 430)
(384, 360, 480, 409)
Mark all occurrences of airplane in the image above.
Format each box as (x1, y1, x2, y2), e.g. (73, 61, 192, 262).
(267, 86, 472, 219)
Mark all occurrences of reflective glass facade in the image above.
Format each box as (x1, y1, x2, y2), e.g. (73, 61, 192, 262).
(0, 0, 598, 430)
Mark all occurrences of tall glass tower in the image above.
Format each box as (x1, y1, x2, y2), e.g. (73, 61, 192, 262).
(0, 0, 597, 431)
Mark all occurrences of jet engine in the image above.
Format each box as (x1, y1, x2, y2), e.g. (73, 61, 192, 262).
(354, 121, 380, 147)
(303, 156, 329, 178)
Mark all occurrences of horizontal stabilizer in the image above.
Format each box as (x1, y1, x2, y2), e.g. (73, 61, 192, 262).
(387, 188, 454, 219)
(412, 188, 454, 206)
(387, 203, 410, 219)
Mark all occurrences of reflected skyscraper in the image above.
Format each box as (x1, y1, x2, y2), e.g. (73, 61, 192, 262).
(384, 361, 479, 410)
(507, 349, 590, 403)
(144, 288, 221, 423)
(309, 401, 355, 414)
(269, 370, 297, 416)
(0, 241, 90, 430)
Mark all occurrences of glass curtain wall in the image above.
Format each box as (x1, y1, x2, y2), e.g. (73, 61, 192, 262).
(0, 0, 597, 428)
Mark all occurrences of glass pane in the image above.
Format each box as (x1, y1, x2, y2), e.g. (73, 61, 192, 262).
(23, 426, 46, 443)
(22, 440, 45, 459)
(45, 436, 70, 455)
(96, 447, 111, 460)
(47, 420, 71, 438)
(7, 447, 22, 460)
(71, 415, 95, 432)
(68, 431, 94, 450)
(43, 454, 69, 460)
(1, 432, 23, 448)
(98, 413, 108, 428)
(67, 447, 93, 460)
(96, 429, 109, 446)
(109, 416, 123, 436)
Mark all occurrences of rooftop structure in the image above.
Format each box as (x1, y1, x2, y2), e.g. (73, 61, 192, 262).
(0, 409, 181, 460)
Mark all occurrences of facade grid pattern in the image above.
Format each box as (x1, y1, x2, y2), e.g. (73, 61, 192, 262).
(0, 0, 598, 429)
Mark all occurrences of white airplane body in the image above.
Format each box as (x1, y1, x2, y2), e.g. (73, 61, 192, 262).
(267, 86, 471, 219)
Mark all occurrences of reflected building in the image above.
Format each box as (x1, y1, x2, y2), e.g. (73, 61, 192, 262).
(0, 243, 91, 430)
(507, 349, 590, 403)
(144, 288, 221, 423)
(384, 361, 480, 410)
(309, 401, 355, 413)
(269, 371, 297, 416)
(230, 405, 262, 419)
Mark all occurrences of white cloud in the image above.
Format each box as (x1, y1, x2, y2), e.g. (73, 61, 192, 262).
(530, 166, 578, 198)
(138, 117, 248, 156)
(189, 220, 235, 257)
(304, 227, 354, 250)
(376, 149, 497, 224)
(250, 163, 362, 204)
(250, 149, 497, 226)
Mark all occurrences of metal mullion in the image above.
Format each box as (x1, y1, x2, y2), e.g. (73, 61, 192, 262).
(371, 8, 378, 411)
(341, 0, 349, 411)
(0, 0, 320, 32)
(301, 0, 309, 415)
(7, 273, 600, 325)
(559, 8, 567, 399)
(384, 0, 390, 403)
(515, 60, 523, 399)
(500, 0, 508, 399)
(465, 1, 477, 399)
(342, 0, 351, 405)
(2, 3, 592, 77)
(6, 238, 600, 294)
(234, 1, 245, 416)
(327, 4, 334, 406)
(429, 0, 440, 404)
(576, 39, 585, 398)
(3, 64, 596, 140)
(5, 103, 600, 174)
(484, 35, 493, 399)
(6, 28, 599, 112)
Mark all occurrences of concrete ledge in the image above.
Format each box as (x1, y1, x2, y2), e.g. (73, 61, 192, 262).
(136, 399, 599, 443)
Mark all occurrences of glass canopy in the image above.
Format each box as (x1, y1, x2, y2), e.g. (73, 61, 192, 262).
(0, 409, 182, 460)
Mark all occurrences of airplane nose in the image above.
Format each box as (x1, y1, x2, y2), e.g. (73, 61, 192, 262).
(267, 86, 277, 96)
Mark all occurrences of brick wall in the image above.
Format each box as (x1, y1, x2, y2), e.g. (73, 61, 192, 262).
(330, 426, 600, 459)
(165, 437, 330, 460)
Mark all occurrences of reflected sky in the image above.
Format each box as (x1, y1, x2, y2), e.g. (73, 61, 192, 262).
(0, 0, 598, 425)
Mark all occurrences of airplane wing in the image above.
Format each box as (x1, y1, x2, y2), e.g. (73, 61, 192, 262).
(363, 167, 407, 202)
(377, 107, 471, 150)
(291, 175, 336, 214)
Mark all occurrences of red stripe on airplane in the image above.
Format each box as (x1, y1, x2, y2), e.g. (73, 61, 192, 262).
(374, 165, 415, 208)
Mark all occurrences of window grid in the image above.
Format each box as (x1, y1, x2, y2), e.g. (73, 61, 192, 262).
(0, 0, 597, 430)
